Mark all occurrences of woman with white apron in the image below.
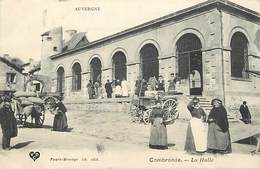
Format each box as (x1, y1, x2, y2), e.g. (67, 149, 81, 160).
(184, 97, 207, 154)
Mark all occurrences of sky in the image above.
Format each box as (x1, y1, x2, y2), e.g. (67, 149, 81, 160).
(0, 0, 260, 62)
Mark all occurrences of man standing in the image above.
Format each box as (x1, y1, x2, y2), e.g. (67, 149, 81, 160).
(105, 80, 113, 98)
(0, 92, 18, 150)
(156, 75, 165, 91)
(239, 101, 251, 124)
(168, 73, 177, 93)
(87, 80, 94, 99)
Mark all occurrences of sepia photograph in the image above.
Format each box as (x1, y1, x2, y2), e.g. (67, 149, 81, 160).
(0, 0, 260, 168)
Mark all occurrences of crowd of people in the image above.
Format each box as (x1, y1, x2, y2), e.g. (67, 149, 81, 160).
(85, 73, 181, 99)
(134, 73, 180, 97)
(87, 78, 130, 99)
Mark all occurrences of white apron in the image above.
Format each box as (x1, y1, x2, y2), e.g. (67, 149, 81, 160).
(190, 117, 207, 152)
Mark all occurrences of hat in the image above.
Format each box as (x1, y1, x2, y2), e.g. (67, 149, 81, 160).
(193, 97, 200, 103)
(211, 98, 222, 105)
(170, 73, 175, 75)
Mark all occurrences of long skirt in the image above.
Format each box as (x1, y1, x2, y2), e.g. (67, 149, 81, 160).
(184, 118, 207, 152)
(53, 113, 68, 131)
(207, 123, 232, 152)
(149, 118, 168, 149)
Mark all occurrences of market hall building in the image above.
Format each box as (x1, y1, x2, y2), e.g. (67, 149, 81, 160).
(39, 0, 260, 113)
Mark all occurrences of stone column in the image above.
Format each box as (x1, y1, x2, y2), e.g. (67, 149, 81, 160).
(202, 49, 224, 100)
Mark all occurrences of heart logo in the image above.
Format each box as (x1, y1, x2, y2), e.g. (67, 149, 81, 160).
(29, 151, 40, 161)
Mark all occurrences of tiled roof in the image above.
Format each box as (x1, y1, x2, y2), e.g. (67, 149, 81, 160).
(63, 32, 88, 51)
(0, 56, 24, 73)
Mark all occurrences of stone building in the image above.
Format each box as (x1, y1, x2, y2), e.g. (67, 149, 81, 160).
(0, 54, 25, 91)
(40, 0, 260, 113)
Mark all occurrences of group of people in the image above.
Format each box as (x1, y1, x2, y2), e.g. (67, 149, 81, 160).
(0, 91, 69, 151)
(149, 97, 232, 154)
(135, 73, 179, 97)
(87, 79, 129, 99)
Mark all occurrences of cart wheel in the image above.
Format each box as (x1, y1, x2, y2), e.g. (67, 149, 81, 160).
(130, 107, 140, 123)
(162, 99, 178, 120)
(143, 109, 152, 125)
(44, 96, 56, 110)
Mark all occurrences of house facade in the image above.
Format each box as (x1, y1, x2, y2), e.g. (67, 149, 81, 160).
(40, 0, 260, 113)
(0, 55, 25, 91)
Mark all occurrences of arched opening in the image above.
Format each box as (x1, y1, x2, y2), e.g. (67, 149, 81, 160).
(139, 44, 159, 81)
(57, 67, 65, 93)
(230, 32, 249, 78)
(112, 51, 127, 81)
(176, 33, 203, 95)
(72, 62, 81, 91)
(26, 80, 44, 92)
(90, 58, 102, 83)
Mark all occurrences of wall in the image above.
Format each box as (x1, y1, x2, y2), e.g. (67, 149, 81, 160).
(222, 11, 260, 116)
(0, 61, 24, 91)
(49, 9, 223, 102)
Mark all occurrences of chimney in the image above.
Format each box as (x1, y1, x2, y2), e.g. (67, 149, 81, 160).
(65, 29, 77, 42)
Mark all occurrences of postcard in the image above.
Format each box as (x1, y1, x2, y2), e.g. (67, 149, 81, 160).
(0, 0, 260, 169)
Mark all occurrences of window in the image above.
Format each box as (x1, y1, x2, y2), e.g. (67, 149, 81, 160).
(57, 67, 65, 93)
(72, 63, 82, 91)
(231, 32, 249, 78)
(35, 83, 41, 91)
(47, 36, 52, 41)
(6, 73, 17, 84)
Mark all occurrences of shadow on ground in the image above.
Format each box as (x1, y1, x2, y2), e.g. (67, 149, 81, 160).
(12, 141, 34, 149)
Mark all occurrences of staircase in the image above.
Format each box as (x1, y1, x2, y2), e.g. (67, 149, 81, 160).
(187, 95, 212, 114)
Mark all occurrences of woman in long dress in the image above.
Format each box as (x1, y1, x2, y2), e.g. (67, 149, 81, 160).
(149, 101, 168, 149)
(207, 98, 232, 154)
(121, 79, 129, 97)
(184, 97, 207, 154)
(52, 100, 68, 132)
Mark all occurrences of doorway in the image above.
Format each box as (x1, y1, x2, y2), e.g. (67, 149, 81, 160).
(176, 33, 203, 95)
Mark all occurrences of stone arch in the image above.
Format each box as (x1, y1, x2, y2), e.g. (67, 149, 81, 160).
(228, 26, 251, 48)
(56, 66, 65, 93)
(71, 62, 82, 91)
(110, 47, 128, 66)
(111, 50, 127, 81)
(25, 75, 48, 93)
(174, 30, 204, 95)
(138, 40, 160, 81)
(136, 39, 161, 62)
(56, 64, 66, 72)
(89, 55, 103, 83)
(70, 59, 81, 73)
(172, 28, 206, 56)
(88, 54, 103, 67)
(230, 31, 249, 78)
